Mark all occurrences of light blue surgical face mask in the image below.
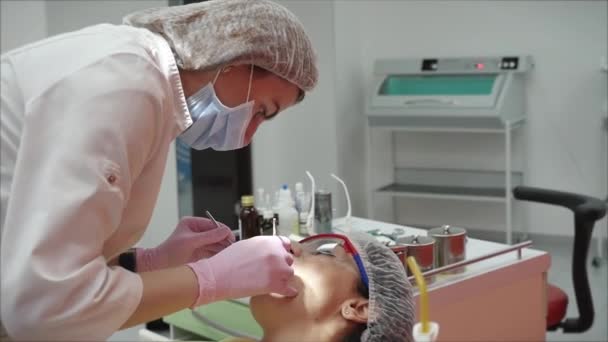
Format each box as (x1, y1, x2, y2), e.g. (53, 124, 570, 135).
(179, 66, 255, 151)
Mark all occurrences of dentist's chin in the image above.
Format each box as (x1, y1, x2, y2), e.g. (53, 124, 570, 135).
(244, 114, 265, 144)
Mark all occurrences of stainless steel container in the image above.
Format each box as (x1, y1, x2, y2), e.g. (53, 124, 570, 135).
(428, 225, 467, 274)
(314, 191, 332, 234)
(395, 235, 436, 279)
(390, 245, 408, 269)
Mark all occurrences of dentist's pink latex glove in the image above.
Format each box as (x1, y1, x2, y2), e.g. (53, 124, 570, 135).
(187, 235, 297, 307)
(136, 216, 235, 272)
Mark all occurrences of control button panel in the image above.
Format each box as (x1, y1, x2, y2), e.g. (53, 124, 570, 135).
(421, 59, 439, 71)
(421, 56, 524, 72)
(501, 57, 519, 70)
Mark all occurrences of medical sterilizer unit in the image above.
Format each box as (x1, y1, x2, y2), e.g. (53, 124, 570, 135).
(367, 56, 533, 130)
(366, 56, 534, 244)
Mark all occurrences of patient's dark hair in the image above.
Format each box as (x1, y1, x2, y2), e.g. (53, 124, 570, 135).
(343, 280, 369, 342)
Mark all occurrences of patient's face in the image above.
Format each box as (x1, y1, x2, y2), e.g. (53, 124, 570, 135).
(251, 241, 365, 327)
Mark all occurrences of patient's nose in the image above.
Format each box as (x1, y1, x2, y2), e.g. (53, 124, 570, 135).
(291, 241, 303, 257)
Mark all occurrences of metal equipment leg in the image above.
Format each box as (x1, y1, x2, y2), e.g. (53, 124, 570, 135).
(592, 232, 606, 268)
(591, 61, 608, 267)
(505, 122, 512, 245)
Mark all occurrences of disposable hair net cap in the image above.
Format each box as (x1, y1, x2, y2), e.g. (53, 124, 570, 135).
(350, 232, 415, 342)
(123, 0, 318, 92)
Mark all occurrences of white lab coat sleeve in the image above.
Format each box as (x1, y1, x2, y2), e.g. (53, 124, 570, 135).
(0, 53, 170, 341)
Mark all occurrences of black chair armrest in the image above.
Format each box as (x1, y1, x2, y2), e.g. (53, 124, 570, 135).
(513, 186, 607, 333)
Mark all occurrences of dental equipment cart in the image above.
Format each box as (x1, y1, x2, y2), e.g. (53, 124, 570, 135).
(153, 216, 550, 341)
(366, 56, 533, 245)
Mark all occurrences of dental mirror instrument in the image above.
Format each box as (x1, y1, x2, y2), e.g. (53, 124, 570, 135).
(205, 210, 237, 244)
(205, 210, 219, 227)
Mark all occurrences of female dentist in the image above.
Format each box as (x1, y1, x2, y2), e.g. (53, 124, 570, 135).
(0, 0, 317, 340)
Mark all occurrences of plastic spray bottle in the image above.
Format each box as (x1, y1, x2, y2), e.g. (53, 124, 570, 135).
(276, 184, 299, 236)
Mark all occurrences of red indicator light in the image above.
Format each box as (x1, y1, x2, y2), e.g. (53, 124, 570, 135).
(476, 63, 485, 70)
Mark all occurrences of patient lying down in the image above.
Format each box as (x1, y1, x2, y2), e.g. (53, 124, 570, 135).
(226, 233, 414, 342)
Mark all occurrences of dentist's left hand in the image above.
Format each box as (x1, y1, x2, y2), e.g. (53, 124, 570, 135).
(136, 216, 235, 272)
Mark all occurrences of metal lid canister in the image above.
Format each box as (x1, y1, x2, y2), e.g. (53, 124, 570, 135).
(390, 245, 408, 269)
(314, 191, 332, 234)
(395, 235, 436, 277)
(428, 225, 467, 274)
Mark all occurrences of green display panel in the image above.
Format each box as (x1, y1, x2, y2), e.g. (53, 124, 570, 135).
(379, 74, 497, 96)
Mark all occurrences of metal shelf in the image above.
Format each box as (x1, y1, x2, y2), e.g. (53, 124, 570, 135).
(368, 116, 525, 133)
(365, 56, 531, 245)
(376, 183, 508, 203)
(369, 167, 524, 244)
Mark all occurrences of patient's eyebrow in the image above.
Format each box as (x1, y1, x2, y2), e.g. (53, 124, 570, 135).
(333, 245, 352, 260)
(334, 246, 361, 272)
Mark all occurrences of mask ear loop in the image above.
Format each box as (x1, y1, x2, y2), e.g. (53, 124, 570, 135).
(246, 64, 254, 102)
(331, 173, 352, 233)
(213, 65, 253, 102)
(237, 65, 255, 147)
(212, 67, 223, 85)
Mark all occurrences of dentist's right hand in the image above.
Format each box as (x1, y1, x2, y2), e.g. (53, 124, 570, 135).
(186, 235, 297, 307)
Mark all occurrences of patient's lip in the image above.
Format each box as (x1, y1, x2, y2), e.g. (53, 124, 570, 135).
(269, 292, 293, 299)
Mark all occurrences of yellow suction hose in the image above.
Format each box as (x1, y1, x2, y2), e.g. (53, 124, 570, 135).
(406, 256, 429, 333)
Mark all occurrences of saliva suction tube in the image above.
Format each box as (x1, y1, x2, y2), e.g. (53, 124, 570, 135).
(302, 175, 436, 340)
(303, 173, 438, 341)
(407, 256, 439, 342)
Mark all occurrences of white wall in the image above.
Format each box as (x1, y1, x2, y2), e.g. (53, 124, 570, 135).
(1, 1, 48, 53)
(270, 0, 607, 237)
(333, 1, 368, 216)
(354, 0, 607, 237)
(45, 0, 166, 37)
(252, 1, 342, 211)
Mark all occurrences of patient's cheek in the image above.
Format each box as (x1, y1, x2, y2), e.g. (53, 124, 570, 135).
(296, 264, 341, 313)
(258, 257, 359, 321)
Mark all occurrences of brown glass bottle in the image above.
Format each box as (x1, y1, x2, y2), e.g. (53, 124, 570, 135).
(240, 195, 260, 239)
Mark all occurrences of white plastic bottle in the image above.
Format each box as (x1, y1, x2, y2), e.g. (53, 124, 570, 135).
(276, 184, 299, 236)
(256, 188, 266, 214)
(272, 190, 280, 213)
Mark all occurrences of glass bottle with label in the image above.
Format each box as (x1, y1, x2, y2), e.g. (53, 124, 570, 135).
(240, 195, 260, 239)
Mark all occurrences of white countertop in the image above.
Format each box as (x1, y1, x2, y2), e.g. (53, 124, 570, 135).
(332, 216, 548, 291)
(231, 216, 549, 305)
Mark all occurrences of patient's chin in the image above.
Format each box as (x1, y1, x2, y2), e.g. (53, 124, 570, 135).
(254, 276, 304, 302)
(250, 292, 292, 319)
(269, 274, 304, 299)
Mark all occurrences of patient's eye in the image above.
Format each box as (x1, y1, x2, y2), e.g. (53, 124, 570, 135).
(313, 250, 336, 257)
